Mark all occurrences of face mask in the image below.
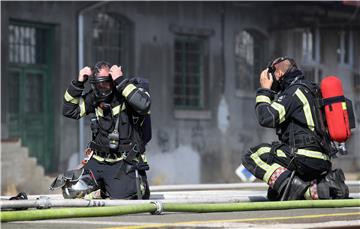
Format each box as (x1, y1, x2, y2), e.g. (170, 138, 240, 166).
(271, 77, 281, 92)
(89, 75, 114, 104)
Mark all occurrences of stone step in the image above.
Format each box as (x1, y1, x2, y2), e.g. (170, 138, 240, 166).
(1, 140, 55, 195)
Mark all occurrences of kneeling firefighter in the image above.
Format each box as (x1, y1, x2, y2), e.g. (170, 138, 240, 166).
(53, 61, 151, 199)
(242, 57, 355, 201)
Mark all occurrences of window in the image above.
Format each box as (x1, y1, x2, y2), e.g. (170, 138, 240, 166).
(300, 28, 321, 83)
(92, 13, 133, 73)
(174, 35, 206, 109)
(337, 30, 352, 65)
(8, 24, 48, 64)
(235, 30, 266, 93)
(302, 28, 317, 63)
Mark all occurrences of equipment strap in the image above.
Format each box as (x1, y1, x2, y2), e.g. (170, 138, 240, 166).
(321, 96, 346, 106)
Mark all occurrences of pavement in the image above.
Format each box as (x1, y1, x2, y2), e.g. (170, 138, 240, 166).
(1, 182, 360, 229)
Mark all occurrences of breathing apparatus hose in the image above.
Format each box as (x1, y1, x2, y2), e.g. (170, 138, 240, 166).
(1, 199, 360, 222)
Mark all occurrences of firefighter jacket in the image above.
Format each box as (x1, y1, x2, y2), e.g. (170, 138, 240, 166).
(255, 70, 323, 152)
(63, 76, 151, 155)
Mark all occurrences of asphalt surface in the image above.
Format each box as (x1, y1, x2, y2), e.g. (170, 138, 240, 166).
(2, 183, 359, 229)
(2, 207, 360, 229)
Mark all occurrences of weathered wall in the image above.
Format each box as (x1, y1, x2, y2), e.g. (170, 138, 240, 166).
(1, 2, 359, 185)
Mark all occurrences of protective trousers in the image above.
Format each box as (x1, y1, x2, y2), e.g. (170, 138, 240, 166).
(83, 158, 150, 199)
(242, 142, 332, 200)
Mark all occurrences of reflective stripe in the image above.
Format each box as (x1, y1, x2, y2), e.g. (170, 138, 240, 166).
(95, 104, 126, 118)
(295, 89, 315, 131)
(271, 102, 286, 124)
(92, 153, 147, 163)
(342, 102, 347, 110)
(276, 149, 286, 157)
(122, 84, 137, 98)
(145, 91, 150, 97)
(79, 98, 86, 117)
(64, 90, 79, 104)
(112, 103, 126, 116)
(297, 149, 330, 161)
(256, 95, 271, 104)
(250, 147, 283, 183)
(112, 105, 121, 116)
(92, 154, 124, 163)
(95, 107, 104, 118)
(304, 187, 312, 200)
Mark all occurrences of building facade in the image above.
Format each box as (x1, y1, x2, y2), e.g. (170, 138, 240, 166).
(1, 1, 360, 184)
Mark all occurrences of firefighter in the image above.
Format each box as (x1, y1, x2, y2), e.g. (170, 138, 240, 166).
(241, 57, 349, 200)
(62, 61, 151, 199)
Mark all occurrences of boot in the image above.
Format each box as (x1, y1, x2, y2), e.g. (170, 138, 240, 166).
(283, 176, 310, 200)
(267, 187, 281, 201)
(318, 169, 349, 199)
(272, 175, 310, 201)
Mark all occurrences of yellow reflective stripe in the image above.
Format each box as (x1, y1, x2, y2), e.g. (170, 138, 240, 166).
(95, 107, 104, 118)
(79, 98, 86, 117)
(342, 102, 347, 110)
(271, 102, 286, 124)
(297, 149, 330, 161)
(250, 147, 285, 182)
(92, 154, 124, 163)
(304, 187, 312, 200)
(92, 153, 146, 163)
(64, 90, 79, 104)
(112, 104, 126, 116)
(141, 154, 148, 163)
(264, 163, 283, 183)
(256, 95, 271, 104)
(295, 89, 315, 131)
(112, 105, 120, 116)
(122, 84, 137, 98)
(276, 149, 286, 157)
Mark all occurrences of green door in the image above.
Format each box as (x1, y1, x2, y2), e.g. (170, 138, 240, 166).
(6, 21, 54, 172)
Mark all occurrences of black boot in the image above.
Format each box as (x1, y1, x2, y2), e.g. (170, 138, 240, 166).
(318, 169, 349, 199)
(282, 176, 310, 200)
(271, 175, 310, 201)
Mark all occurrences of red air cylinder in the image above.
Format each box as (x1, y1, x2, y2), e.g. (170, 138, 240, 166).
(320, 76, 351, 142)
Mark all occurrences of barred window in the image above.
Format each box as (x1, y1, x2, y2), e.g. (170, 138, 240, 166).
(8, 24, 48, 64)
(337, 30, 352, 65)
(235, 30, 266, 92)
(174, 35, 206, 109)
(92, 13, 133, 72)
(302, 28, 316, 63)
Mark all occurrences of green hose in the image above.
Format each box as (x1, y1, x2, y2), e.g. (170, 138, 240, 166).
(1, 199, 359, 222)
(0, 203, 156, 222)
(163, 199, 360, 213)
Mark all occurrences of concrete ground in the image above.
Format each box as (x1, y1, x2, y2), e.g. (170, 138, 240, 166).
(2, 207, 360, 229)
(1, 182, 359, 229)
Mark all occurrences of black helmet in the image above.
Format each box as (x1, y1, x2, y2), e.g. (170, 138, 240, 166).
(89, 61, 114, 103)
(49, 168, 99, 199)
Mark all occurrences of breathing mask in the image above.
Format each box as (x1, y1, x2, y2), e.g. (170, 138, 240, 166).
(89, 61, 114, 104)
(267, 57, 297, 92)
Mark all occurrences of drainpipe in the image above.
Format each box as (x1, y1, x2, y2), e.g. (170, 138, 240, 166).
(77, 2, 109, 162)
